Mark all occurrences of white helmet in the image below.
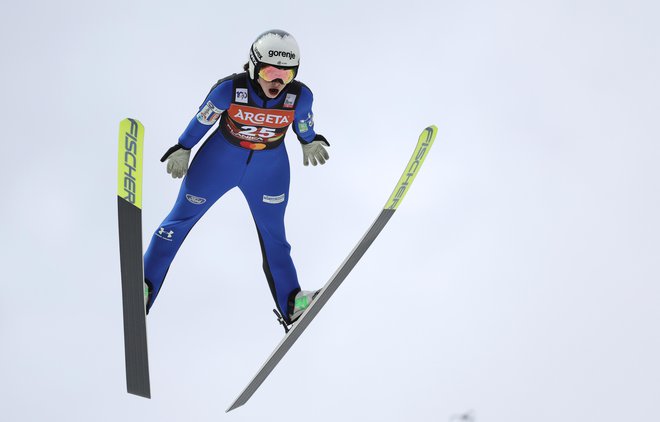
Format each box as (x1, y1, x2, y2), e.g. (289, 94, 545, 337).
(248, 29, 300, 81)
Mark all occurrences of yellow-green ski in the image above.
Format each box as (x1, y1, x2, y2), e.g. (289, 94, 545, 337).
(117, 118, 150, 398)
(227, 125, 437, 412)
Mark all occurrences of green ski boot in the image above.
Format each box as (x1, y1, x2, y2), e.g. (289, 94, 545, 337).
(288, 290, 321, 324)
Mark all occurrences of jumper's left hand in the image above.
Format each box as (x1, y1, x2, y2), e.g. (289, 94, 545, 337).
(301, 135, 330, 166)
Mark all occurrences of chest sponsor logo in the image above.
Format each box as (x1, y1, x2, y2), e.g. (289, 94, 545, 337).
(283, 93, 296, 108)
(263, 194, 285, 204)
(235, 88, 248, 103)
(228, 104, 294, 128)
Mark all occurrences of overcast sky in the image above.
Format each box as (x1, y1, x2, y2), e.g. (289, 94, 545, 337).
(1, 1, 659, 421)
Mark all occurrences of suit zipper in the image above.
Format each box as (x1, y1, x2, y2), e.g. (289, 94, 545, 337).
(246, 96, 270, 165)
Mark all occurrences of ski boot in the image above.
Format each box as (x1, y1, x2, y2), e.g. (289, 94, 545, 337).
(143, 279, 153, 313)
(288, 290, 321, 323)
(273, 289, 321, 333)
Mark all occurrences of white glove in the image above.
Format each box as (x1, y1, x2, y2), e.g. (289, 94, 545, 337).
(160, 144, 191, 178)
(301, 135, 330, 166)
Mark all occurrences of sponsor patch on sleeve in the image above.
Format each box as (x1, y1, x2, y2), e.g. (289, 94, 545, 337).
(197, 100, 223, 125)
(297, 111, 314, 133)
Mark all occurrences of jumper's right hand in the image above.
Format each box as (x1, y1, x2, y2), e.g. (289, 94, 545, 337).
(160, 144, 191, 178)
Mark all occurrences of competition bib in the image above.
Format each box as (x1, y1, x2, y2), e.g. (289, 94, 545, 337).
(216, 74, 302, 151)
(222, 104, 295, 150)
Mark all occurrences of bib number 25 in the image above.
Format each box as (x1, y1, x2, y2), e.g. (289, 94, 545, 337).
(239, 126, 276, 139)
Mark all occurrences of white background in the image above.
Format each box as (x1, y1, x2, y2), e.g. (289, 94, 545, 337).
(1, 1, 659, 421)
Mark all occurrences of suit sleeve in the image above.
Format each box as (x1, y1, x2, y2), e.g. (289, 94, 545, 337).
(292, 85, 317, 144)
(178, 79, 233, 149)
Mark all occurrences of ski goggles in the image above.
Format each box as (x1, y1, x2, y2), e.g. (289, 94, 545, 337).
(258, 65, 296, 84)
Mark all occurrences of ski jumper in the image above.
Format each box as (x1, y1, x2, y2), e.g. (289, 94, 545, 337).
(143, 72, 318, 321)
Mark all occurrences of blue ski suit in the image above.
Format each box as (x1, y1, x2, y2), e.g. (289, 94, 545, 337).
(143, 72, 321, 322)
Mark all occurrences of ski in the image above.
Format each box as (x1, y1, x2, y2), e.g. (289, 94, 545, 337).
(117, 118, 151, 398)
(226, 125, 438, 412)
